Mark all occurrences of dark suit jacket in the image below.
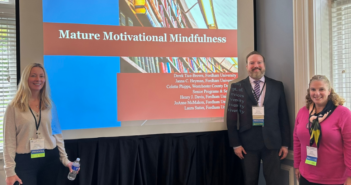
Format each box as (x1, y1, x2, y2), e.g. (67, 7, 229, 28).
(226, 76, 290, 150)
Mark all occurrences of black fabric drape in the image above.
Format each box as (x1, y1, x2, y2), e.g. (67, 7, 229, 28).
(56, 131, 243, 185)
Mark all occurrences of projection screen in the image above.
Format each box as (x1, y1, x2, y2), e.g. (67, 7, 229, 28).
(19, 0, 254, 139)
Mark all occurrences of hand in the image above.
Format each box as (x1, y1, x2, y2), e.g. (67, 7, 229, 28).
(344, 177, 351, 185)
(67, 162, 80, 174)
(6, 175, 22, 185)
(279, 147, 288, 160)
(295, 168, 300, 182)
(234, 146, 247, 159)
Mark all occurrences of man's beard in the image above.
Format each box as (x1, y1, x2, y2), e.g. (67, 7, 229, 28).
(249, 68, 265, 79)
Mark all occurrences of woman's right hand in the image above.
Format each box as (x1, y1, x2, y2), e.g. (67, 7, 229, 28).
(295, 168, 300, 181)
(6, 175, 22, 185)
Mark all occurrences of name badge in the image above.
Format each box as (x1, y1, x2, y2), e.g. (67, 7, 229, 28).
(30, 138, 45, 158)
(305, 146, 318, 166)
(252, 106, 264, 126)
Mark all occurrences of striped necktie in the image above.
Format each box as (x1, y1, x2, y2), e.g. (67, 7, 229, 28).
(254, 80, 261, 101)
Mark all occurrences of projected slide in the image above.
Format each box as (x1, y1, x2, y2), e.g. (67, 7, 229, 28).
(43, 0, 238, 129)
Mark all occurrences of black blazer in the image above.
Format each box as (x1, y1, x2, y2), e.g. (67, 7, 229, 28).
(226, 76, 290, 150)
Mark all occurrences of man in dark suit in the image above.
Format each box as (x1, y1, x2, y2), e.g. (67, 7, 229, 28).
(226, 51, 290, 185)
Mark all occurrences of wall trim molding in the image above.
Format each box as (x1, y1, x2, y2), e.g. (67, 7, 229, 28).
(281, 164, 295, 185)
(287, 150, 294, 161)
(293, 0, 312, 117)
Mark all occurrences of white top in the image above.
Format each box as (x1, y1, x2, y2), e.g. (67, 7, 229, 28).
(3, 104, 70, 177)
(249, 76, 266, 106)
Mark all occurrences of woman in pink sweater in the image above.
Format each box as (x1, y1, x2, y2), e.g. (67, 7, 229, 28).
(294, 75, 351, 185)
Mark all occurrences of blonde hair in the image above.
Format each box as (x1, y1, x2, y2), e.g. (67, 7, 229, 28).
(306, 75, 345, 108)
(11, 63, 52, 111)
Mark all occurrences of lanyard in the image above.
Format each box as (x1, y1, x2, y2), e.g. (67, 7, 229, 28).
(28, 100, 42, 136)
(251, 82, 266, 104)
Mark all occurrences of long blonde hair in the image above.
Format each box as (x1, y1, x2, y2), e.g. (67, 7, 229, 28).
(306, 75, 345, 109)
(11, 63, 52, 111)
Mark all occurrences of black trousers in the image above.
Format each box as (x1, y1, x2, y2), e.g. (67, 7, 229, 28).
(14, 147, 61, 185)
(241, 147, 281, 185)
(299, 175, 343, 185)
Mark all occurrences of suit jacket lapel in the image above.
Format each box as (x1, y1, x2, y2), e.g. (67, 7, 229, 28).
(263, 76, 272, 106)
(243, 77, 258, 105)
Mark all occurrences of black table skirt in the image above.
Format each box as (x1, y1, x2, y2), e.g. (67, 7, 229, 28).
(56, 130, 243, 185)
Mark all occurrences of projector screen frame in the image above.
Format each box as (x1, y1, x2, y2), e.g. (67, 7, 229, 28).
(17, 0, 255, 139)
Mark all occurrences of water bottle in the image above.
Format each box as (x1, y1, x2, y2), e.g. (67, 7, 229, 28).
(67, 158, 80, 181)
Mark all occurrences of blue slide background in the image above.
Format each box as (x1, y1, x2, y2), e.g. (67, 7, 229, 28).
(43, 0, 121, 129)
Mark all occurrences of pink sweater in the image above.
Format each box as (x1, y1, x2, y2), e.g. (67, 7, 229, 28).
(294, 106, 351, 184)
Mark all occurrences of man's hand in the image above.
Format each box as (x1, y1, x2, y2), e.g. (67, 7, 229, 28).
(295, 168, 300, 181)
(279, 147, 288, 160)
(6, 175, 22, 185)
(234, 146, 247, 159)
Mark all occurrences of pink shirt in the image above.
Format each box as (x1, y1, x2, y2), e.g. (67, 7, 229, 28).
(294, 106, 351, 184)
